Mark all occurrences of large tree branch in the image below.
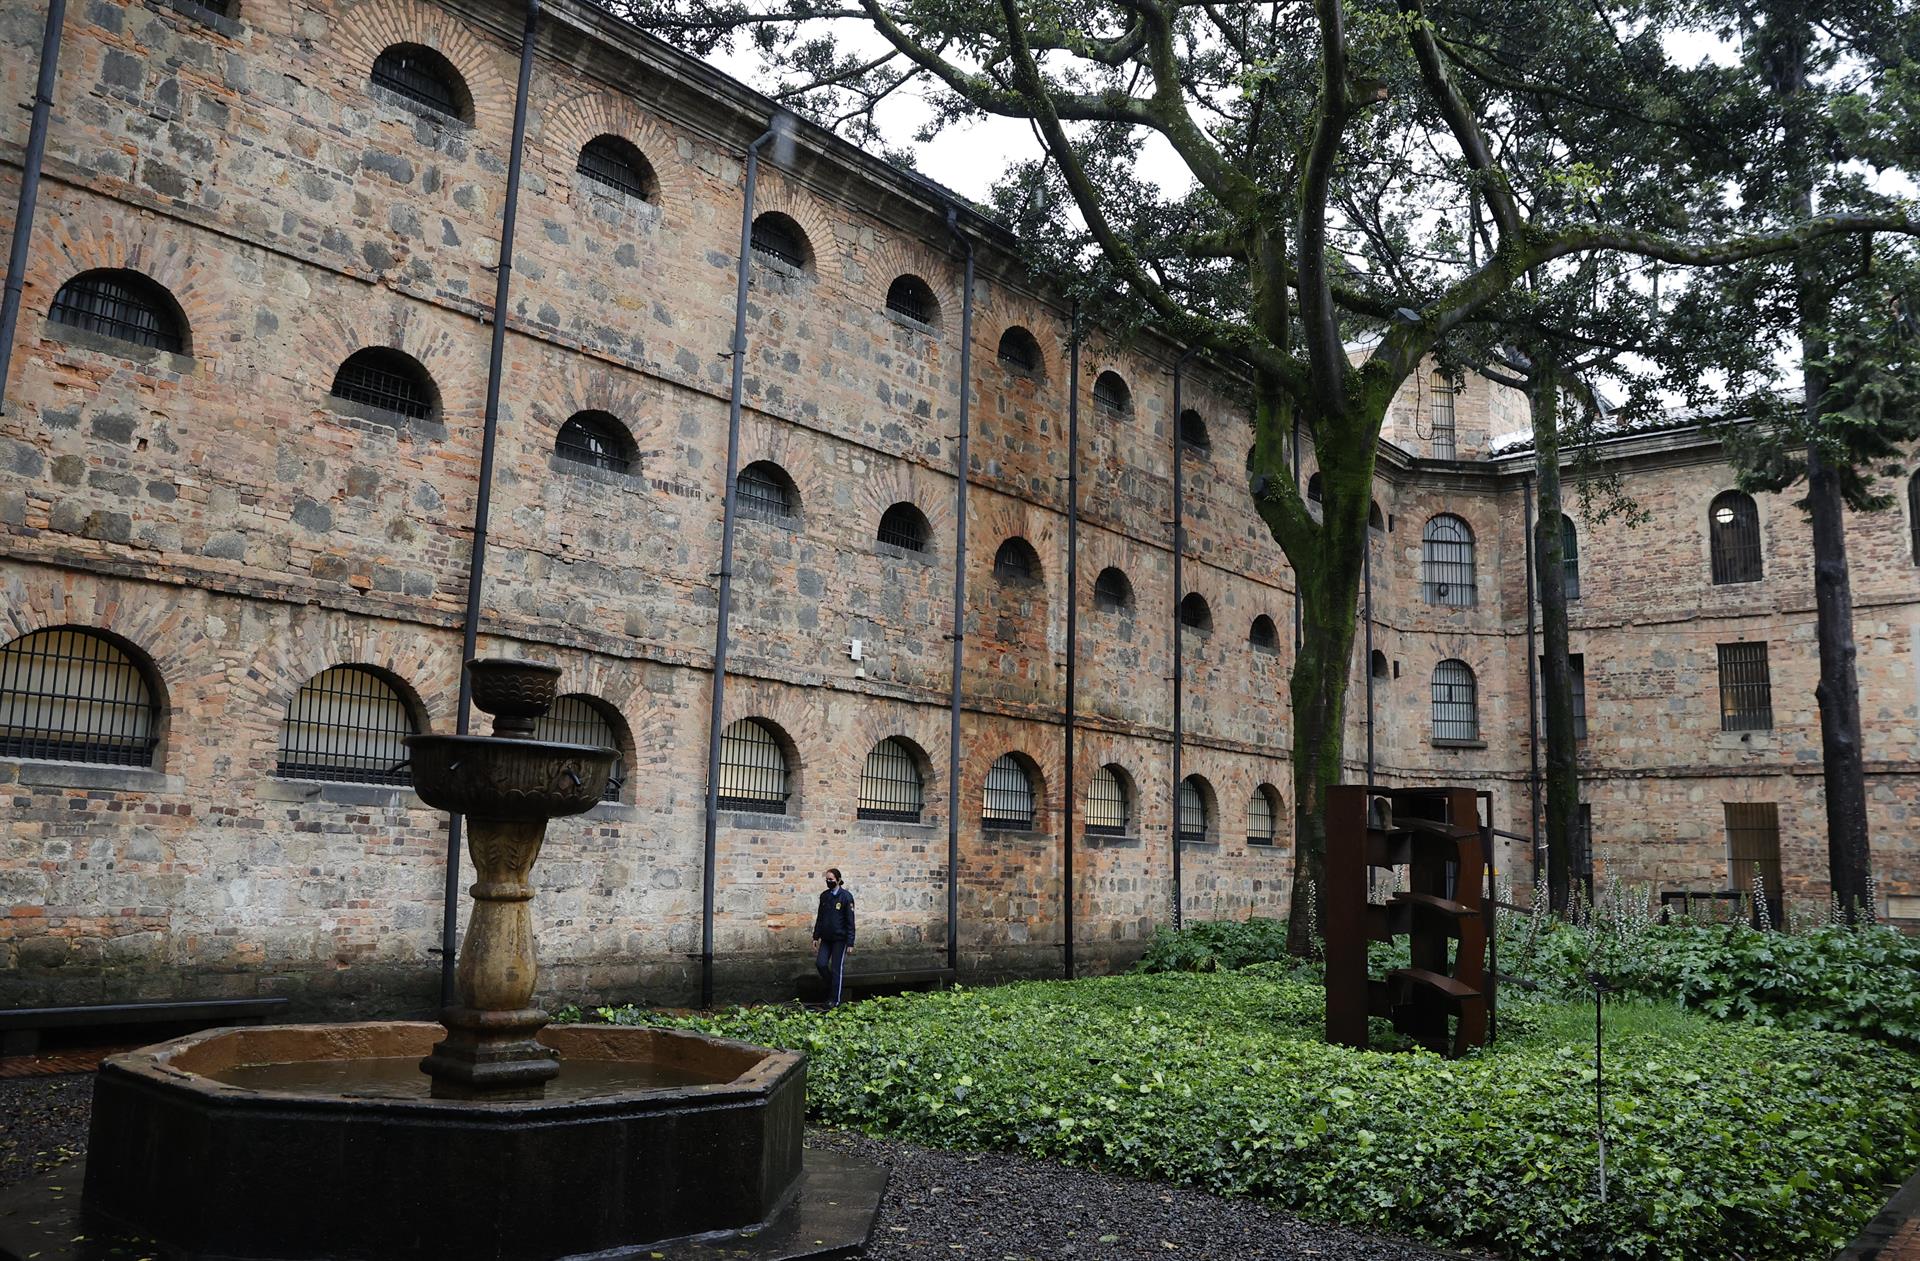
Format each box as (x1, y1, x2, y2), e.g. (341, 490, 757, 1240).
(1296, 0, 1353, 409)
(1396, 0, 1523, 238)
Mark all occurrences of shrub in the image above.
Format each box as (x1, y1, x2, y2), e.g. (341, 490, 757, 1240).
(1130, 916, 1295, 973)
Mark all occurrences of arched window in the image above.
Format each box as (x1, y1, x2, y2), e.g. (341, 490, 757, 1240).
(1306, 472, 1324, 521)
(1179, 592, 1212, 633)
(1431, 659, 1478, 742)
(982, 753, 1036, 829)
(1910, 472, 1920, 564)
(997, 326, 1042, 376)
(1370, 650, 1389, 680)
(1561, 514, 1581, 600)
(1248, 785, 1281, 846)
(1249, 614, 1279, 652)
(48, 269, 188, 354)
(736, 461, 798, 523)
(371, 44, 468, 121)
(576, 134, 656, 202)
(1369, 501, 1386, 533)
(277, 665, 417, 785)
(885, 275, 938, 326)
(0, 628, 160, 767)
(749, 212, 809, 269)
(1086, 763, 1131, 836)
(1093, 371, 1131, 416)
(533, 694, 626, 802)
(1709, 490, 1762, 584)
(554, 411, 635, 473)
(876, 502, 931, 552)
(993, 537, 1041, 583)
(1177, 775, 1212, 843)
(331, 347, 437, 422)
(717, 718, 789, 813)
(1093, 566, 1133, 613)
(858, 737, 925, 822)
(1430, 372, 1457, 459)
(1179, 409, 1210, 451)
(1421, 514, 1476, 606)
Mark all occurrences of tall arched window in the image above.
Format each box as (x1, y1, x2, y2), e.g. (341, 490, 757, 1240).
(1179, 409, 1210, 451)
(997, 326, 1042, 377)
(1431, 659, 1479, 742)
(1561, 514, 1581, 600)
(1179, 592, 1212, 633)
(1086, 763, 1131, 836)
(0, 628, 160, 767)
(1093, 566, 1133, 613)
(1248, 785, 1281, 846)
(48, 269, 188, 354)
(533, 694, 626, 802)
(277, 666, 417, 785)
(983, 753, 1036, 829)
(749, 212, 809, 269)
(1709, 491, 1762, 584)
(993, 537, 1041, 583)
(717, 718, 789, 813)
(1093, 371, 1131, 416)
(885, 275, 938, 326)
(331, 348, 437, 422)
(1430, 372, 1457, 458)
(554, 411, 635, 474)
(736, 461, 799, 523)
(1177, 775, 1212, 843)
(1249, 615, 1279, 652)
(371, 44, 469, 121)
(858, 737, 925, 822)
(876, 502, 931, 553)
(576, 134, 656, 201)
(1422, 514, 1476, 606)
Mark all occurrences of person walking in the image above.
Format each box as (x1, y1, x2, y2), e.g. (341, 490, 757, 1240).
(811, 868, 856, 1008)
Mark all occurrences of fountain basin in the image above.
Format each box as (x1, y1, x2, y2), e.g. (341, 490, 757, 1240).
(406, 734, 615, 821)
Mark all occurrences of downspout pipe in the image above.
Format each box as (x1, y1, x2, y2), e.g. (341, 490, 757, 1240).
(0, 0, 68, 415)
(942, 207, 973, 977)
(1523, 473, 1542, 886)
(1169, 346, 1199, 929)
(702, 112, 791, 1009)
(1062, 302, 1080, 978)
(1364, 527, 1375, 785)
(440, 0, 538, 1007)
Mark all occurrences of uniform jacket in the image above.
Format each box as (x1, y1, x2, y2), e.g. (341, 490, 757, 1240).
(813, 886, 856, 945)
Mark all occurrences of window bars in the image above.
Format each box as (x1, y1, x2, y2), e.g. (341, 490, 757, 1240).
(1249, 615, 1279, 652)
(997, 327, 1040, 374)
(1177, 776, 1209, 843)
(750, 214, 807, 268)
(717, 718, 788, 812)
(1421, 515, 1476, 606)
(576, 135, 653, 201)
(1085, 764, 1128, 835)
(877, 503, 930, 552)
(1431, 659, 1479, 742)
(994, 538, 1039, 582)
(532, 695, 624, 802)
(1093, 567, 1132, 612)
(554, 412, 632, 473)
(0, 629, 158, 767)
(858, 738, 924, 821)
(885, 276, 935, 325)
(1179, 409, 1210, 450)
(736, 462, 796, 523)
(371, 44, 462, 118)
(1093, 372, 1130, 415)
(1539, 653, 1589, 739)
(1717, 641, 1773, 731)
(49, 271, 185, 352)
(276, 666, 415, 785)
(1430, 372, 1457, 459)
(1561, 514, 1581, 600)
(1247, 788, 1277, 846)
(1179, 593, 1211, 633)
(982, 754, 1035, 828)
(331, 349, 434, 420)
(1709, 492, 1763, 584)
(1724, 802, 1783, 899)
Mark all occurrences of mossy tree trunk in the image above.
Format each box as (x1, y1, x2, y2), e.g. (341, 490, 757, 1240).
(1527, 357, 1581, 913)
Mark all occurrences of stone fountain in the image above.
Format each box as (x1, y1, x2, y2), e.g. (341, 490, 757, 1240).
(0, 659, 885, 1261)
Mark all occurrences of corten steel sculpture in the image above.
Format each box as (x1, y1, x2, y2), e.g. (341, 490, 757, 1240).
(1325, 784, 1488, 1057)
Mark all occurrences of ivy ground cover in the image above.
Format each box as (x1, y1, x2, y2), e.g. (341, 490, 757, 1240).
(591, 970, 1920, 1260)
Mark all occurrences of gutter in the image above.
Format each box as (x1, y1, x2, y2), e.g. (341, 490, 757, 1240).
(942, 207, 974, 977)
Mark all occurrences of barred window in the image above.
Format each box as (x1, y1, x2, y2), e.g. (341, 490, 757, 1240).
(1093, 371, 1131, 416)
(1249, 614, 1279, 652)
(1539, 652, 1588, 740)
(576, 134, 655, 201)
(877, 502, 931, 552)
(331, 347, 437, 421)
(1430, 372, 1457, 459)
(750, 212, 809, 268)
(1709, 491, 1762, 584)
(1561, 514, 1581, 600)
(997, 326, 1042, 376)
(1179, 593, 1212, 634)
(48, 270, 187, 353)
(1179, 409, 1210, 451)
(885, 275, 937, 326)
(1093, 566, 1133, 613)
(1177, 775, 1211, 843)
(1422, 514, 1476, 606)
(982, 753, 1036, 829)
(277, 666, 416, 785)
(533, 694, 625, 802)
(1247, 785, 1280, 846)
(717, 718, 789, 813)
(1371, 650, 1389, 679)
(1910, 473, 1919, 563)
(0, 628, 159, 767)
(1725, 802, 1782, 901)
(554, 411, 634, 474)
(371, 44, 468, 121)
(1717, 642, 1773, 731)
(1086, 763, 1130, 836)
(994, 537, 1040, 583)
(736, 461, 798, 523)
(1431, 659, 1478, 742)
(858, 737, 924, 822)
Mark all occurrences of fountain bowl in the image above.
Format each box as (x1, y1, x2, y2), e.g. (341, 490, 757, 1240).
(406, 734, 615, 822)
(466, 657, 562, 724)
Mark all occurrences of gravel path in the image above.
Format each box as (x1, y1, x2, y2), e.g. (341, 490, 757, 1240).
(0, 1074, 91, 1191)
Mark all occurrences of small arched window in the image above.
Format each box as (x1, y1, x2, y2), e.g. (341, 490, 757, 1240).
(554, 411, 635, 474)
(576, 134, 656, 202)
(749, 212, 809, 269)
(997, 326, 1042, 377)
(1369, 501, 1386, 533)
(1306, 472, 1324, 521)
(1910, 472, 1920, 564)
(1093, 566, 1133, 613)
(277, 665, 417, 785)
(876, 502, 931, 552)
(736, 461, 799, 524)
(717, 718, 789, 813)
(1179, 592, 1212, 633)
(1179, 409, 1210, 451)
(1422, 514, 1476, 606)
(858, 737, 925, 822)
(1249, 615, 1279, 653)
(48, 269, 188, 354)
(885, 275, 938, 326)
(1093, 371, 1131, 416)
(1709, 490, 1762, 584)
(371, 44, 469, 121)
(1561, 514, 1581, 600)
(1431, 659, 1479, 742)
(1248, 785, 1281, 846)
(331, 347, 437, 422)
(993, 537, 1041, 583)
(0, 628, 160, 767)
(1370, 650, 1389, 680)
(533, 694, 626, 802)
(983, 753, 1037, 829)
(1177, 775, 1212, 843)
(1086, 763, 1131, 836)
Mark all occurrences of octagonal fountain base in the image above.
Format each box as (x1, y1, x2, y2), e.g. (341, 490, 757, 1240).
(0, 1022, 885, 1261)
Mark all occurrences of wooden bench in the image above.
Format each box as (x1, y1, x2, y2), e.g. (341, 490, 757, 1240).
(794, 966, 956, 1004)
(0, 997, 291, 1056)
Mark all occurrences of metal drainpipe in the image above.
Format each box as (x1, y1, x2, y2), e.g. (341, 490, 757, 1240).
(1169, 346, 1198, 929)
(701, 114, 788, 1010)
(439, 0, 538, 1007)
(1522, 473, 1542, 885)
(1290, 420, 1303, 653)
(0, 0, 69, 415)
(1061, 302, 1079, 978)
(1364, 528, 1375, 785)
(942, 208, 973, 977)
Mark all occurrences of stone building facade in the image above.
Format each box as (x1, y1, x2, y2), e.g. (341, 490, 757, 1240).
(0, 0, 1914, 1015)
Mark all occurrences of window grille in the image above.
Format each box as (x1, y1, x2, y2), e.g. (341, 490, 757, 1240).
(1247, 787, 1278, 846)
(1724, 801, 1782, 903)
(750, 213, 807, 268)
(885, 275, 936, 325)
(1421, 514, 1476, 606)
(1717, 642, 1773, 731)
(1561, 514, 1581, 600)
(1179, 409, 1210, 450)
(1431, 659, 1478, 742)
(1093, 567, 1132, 612)
(1539, 653, 1588, 739)
(994, 537, 1039, 582)
(0, 628, 158, 767)
(858, 738, 924, 821)
(736, 462, 797, 523)
(371, 44, 464, 119)
(576, 135, 654, 201)
(717, 718, 788, 812)
(997, 327, 1041, 374)
(1093, 371, 1130, 415)
(1430, 372, 1457, 459)
(1085, 764, 1129, 835)
(1249, 615, 1279, 652)
(1910, 473, 1919, 563)
(1370, 650, 1389, 679)
(1709, 491, 1762, 584)
(331, 348, 435, 421)
(533, 694, 624, 802)
(877, 502, 930, 552)
(1177, 776, 1210, 843)
(982, 754, 1035, 829)
(276, 666, 415, 785)
(554, 411, 633, 473)
(48, 270, 186, 353)
(1179, 593, 1211, 633)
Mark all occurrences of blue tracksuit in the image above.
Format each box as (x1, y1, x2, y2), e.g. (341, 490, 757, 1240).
(812, 885, 856, 1006)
